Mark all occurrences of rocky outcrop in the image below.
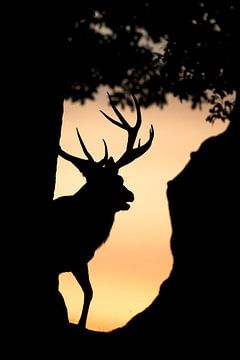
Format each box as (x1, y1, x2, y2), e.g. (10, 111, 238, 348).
(113, 120, 239, 351)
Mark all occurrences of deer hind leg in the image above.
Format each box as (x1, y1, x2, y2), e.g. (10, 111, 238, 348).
(72, 263, 93, 329)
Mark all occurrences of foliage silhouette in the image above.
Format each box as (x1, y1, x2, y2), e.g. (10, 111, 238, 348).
(62, 1, 240, 122)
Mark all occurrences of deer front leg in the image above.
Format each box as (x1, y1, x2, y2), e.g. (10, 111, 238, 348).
(72, 263, 93, 329)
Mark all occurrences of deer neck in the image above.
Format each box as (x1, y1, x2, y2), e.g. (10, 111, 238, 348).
(74, 185, 116, 219)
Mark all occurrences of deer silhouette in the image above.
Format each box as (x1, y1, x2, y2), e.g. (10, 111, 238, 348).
(52, 93, 154, 329)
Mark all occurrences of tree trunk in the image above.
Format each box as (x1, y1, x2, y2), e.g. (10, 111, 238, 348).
(5, 9, 68, 353)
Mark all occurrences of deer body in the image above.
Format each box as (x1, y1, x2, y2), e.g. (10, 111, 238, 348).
(52, 93, 154, 328)
(52, 177, 134, 272)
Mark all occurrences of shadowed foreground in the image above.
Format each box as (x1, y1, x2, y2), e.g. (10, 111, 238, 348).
(43, 120, 239, 356)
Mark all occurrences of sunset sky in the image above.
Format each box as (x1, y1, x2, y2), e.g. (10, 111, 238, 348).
(54, 86, 228, 331)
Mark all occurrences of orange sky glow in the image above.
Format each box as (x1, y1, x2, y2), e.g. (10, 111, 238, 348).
(54, 87, 228, 331)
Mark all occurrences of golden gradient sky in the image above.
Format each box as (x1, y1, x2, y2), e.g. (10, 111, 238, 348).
(54, 87, 228, 331)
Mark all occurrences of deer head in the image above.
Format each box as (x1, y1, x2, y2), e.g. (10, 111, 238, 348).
(58, 92, 154, 212)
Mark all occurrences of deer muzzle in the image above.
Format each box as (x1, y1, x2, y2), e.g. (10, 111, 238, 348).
(120, 189, 134, 211)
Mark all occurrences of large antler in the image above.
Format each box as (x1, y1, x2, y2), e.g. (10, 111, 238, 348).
(100, 92, 154, 169)
(59, 128, 108, 175)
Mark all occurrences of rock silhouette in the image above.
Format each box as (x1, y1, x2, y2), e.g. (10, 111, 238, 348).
(111, 119, 239, 353)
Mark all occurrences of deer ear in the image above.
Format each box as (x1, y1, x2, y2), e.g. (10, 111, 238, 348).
(108, 156, 115, 165)
(105, 156, 114, 168)
(105, 157, 118, 173)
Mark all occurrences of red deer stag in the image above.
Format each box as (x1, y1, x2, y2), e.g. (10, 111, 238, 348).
(52, 93, 154, 329)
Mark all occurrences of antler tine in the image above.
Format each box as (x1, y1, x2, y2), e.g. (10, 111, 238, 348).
(130, 92, 142, 131)
(107, 92, 131, 128)
(100, 92, 130, 130)
(76, 128, 94, 162)
(77, 128, 109, 165)
(100, 92, 142, 147)
(98, 139, 109, 166)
